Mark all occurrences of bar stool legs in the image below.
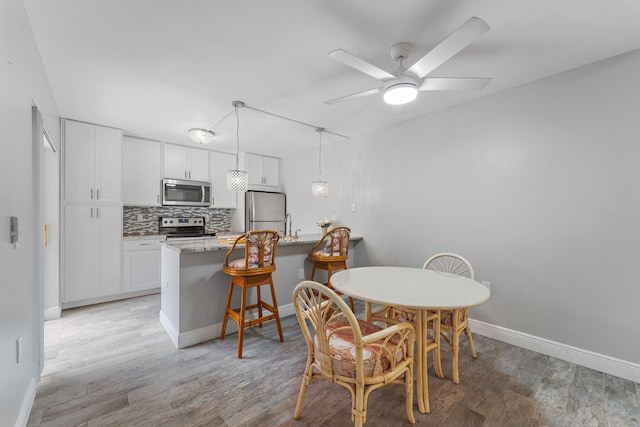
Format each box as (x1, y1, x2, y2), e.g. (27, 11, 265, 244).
(310, 260, 354, 311)
(220, 274, 284, 358)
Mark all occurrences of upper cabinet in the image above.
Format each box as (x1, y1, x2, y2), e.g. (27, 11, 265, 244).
(122, 137, 162, 206)
(246, 153, 281, 190)
(163, 144, 209, 182)
(64, 120, 122, 203)
(210, 151, 237, 208)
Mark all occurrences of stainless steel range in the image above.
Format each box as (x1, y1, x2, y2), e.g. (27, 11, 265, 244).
(160, 216, 216, 240)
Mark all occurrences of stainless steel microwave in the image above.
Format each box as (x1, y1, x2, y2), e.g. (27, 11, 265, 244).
(162, 178, 211, 207)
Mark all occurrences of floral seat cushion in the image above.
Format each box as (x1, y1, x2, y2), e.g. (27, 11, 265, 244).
(227, 245, 273, 269)
(440, 309, 465, 326)
(316, 319, 403, 378)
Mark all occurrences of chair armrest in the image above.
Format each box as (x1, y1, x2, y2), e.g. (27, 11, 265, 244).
(361, 321, 415, 346)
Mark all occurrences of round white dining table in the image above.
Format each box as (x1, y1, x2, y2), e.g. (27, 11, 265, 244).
(330, 266, 490, 414)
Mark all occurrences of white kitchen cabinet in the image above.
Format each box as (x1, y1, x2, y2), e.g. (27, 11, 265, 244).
(210, 151, 237, 208)
(163, 144, 209, 182)
(246, 153, 281, 190)
(63, 205, 122, 303)
(123, 238, 161, 292)
(64, 120, 122, 203)
(122, 137, 162, 206)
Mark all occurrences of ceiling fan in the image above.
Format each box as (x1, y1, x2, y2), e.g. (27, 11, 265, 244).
(325, 17, 491, 106)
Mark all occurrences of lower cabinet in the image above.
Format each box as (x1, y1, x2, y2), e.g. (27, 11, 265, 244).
(63, 204, 122, 303)
(122, 238, 162, 292)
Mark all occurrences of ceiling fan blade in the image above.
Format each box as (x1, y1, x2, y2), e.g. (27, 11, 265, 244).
(324, 87, 383, 105)
(406, 17, 490, 79)
(419, 77, 492, 91)
(328, 49, 396, 81)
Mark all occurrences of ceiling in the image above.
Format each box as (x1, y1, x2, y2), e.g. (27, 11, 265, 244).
(23, 0, 640, 158)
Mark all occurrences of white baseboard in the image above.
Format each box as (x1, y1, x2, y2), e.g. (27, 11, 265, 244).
(160, 303, 295, 349)
(15, 377, 37, 427)
(469, 318, 640, 383)
(159, 310, 179, 348)
(62, 289, 160, 310)
(43, 306, 61, 321)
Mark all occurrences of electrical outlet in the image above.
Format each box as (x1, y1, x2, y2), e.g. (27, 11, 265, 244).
(298, 268, 305, 279)
(481, 281, 491, 292)
(17, 336, 22, 364)
(330, 214, 337, 222)
(351, 202, 356, 212)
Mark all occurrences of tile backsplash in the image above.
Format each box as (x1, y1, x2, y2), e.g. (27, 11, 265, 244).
(123, 206, 232, 236)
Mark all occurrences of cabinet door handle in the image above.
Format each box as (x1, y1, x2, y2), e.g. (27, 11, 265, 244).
(91, 207, 94, 218)
(97, 208, 100, 218)
(157, 194, 160, 204)
(139, 243, 152, 246)
(184, 171, 187, 179)
(189, 171, 191, 179)
(97, 189, 100, 200)
(90, 189, 94, 200)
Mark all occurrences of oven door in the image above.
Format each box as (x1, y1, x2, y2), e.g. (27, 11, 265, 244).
(162, 178, 211, 206)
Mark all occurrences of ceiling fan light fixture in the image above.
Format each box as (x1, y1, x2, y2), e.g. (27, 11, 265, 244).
(383, 82, 418, 105)
(188, 128, 215, 144)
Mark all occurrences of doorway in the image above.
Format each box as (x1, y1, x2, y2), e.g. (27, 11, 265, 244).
(42, 127, 60, 320)
(33, 106, 60, 377)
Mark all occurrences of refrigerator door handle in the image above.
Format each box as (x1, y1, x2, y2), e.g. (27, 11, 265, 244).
(250, 192, 256, 223)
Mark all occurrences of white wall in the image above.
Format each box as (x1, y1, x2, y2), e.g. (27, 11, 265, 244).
(283, 48, 640, 365)
(0, 0, 59, 424)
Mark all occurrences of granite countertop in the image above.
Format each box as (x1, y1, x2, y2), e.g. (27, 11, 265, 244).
(123, 234, 166, 241)
(161, 234, 362, 254)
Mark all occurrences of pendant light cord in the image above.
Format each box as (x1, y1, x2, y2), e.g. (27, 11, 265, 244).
(235, 105, 240, 169)
(212, 101, 349, 139)
(317, 128, 323, 178)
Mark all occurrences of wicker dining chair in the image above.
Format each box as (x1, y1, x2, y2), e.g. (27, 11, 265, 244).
(220, 230, 284, 358)
(423, 252, 477, 384)
(308, 226, 354, 310)
(293, 281, 416, 427)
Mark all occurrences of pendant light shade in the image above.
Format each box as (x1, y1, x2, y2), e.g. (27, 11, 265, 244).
(188, 128, 215, 144)
(312, 180, 328, 197)
(312, 127, 328, 198)
(227, 169, 248, 192)
(227, 101, 248, 192)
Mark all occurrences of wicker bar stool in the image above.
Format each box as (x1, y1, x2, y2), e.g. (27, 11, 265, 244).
(308, 226, 354, 311)
(220, 230, 284, 358)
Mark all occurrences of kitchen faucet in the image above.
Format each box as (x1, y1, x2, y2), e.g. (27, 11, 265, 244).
(285, 213, 292, 237)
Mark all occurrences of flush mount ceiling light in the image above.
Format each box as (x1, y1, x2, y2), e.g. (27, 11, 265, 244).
(312, 128, 328, 198)
(227, 101, 248, 192)
(188, 128, 215, 144)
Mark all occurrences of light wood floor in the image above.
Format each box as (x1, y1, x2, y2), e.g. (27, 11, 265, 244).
(28, 294, 639, 426)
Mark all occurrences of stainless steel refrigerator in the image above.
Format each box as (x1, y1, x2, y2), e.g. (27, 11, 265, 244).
(245, 191, 286, 232)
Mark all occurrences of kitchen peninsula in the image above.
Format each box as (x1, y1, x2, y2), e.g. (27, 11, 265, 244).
(159, 234, 362, 348)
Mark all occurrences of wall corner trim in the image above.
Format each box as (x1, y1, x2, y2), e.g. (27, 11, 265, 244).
(15, 377, 37, 427)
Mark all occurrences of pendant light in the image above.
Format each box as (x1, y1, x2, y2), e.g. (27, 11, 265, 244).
(311, 127, 328, 197)
(227, 101, 248, 192)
